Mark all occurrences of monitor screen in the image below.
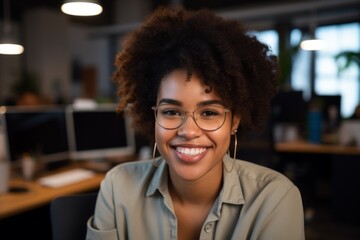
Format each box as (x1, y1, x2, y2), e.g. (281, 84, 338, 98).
(66, 104, 136, 160)
(0, 106, 69, 163)
(271, 90, 308, 124)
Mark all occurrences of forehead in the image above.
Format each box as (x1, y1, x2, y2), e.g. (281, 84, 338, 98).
(157, 69, 219, 103)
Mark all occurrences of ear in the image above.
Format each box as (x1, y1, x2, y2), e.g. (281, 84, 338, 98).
(231, 115, 241, 134)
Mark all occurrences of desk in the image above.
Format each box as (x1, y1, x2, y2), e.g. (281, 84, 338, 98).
(275, 141, 360, 155)
(275, 141, 360, 225)
(0, 164, 105, 220)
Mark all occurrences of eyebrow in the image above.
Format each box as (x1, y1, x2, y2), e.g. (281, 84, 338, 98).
(158, 98, 182, 106)
(158, 98, 225, 107)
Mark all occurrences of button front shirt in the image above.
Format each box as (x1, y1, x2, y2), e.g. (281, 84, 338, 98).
(86, 155, 305, 240)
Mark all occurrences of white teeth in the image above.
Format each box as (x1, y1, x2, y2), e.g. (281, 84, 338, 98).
(176, 147, 206, 155)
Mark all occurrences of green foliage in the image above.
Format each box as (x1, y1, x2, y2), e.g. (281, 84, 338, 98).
(335, 51, 360, 75)
(278, 44, 301, 88)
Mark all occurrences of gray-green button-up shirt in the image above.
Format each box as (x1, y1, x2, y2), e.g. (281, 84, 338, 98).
(86, 155, 305, 240)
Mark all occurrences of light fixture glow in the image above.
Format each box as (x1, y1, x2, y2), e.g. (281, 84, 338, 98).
(0, 43, 24, 55)
(300, 10, 325, 51)
(61, 1, 103, 16)
(0, 0, 24, 55)
(300, 39, 325, 51)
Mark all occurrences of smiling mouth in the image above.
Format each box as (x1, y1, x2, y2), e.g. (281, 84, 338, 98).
(175, 147, 207, 156)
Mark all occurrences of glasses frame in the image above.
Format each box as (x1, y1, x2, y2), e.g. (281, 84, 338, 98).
(152, 104, 231, 131)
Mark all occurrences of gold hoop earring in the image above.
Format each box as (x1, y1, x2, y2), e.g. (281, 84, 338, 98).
(225, 130, 237, 173)
(152, 142, 159, 167)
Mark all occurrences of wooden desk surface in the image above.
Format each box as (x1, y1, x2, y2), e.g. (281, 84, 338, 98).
(275, 141, 360, 155)
(0, 164, 105, 220)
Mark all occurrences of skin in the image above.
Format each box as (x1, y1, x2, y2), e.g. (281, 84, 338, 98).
(155, 69, 240, 240)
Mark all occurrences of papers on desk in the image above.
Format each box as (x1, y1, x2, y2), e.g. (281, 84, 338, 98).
(38, 168, 96, 188)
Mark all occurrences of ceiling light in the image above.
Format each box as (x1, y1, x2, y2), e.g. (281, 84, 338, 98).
(0, 42, 24, 55)
(61, 0, 103, 16)
(300, 39, 325, 51)
(300, 10, 325, 51)
(0, 0, 24, 55)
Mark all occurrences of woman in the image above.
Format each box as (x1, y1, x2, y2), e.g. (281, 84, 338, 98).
(86, 7, 305, 240)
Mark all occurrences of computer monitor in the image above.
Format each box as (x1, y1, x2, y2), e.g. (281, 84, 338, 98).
(66, 104, 136, 160)
(0, 106, 69, 164)
(271, 90, 308, 124)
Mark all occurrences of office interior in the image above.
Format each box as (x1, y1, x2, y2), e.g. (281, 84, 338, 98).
(0, 0, 359, 239)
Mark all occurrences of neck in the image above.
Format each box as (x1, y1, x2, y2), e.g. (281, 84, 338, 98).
(168, 164, 223, 206)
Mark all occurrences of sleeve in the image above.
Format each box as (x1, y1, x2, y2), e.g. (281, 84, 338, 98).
(86, 172, 119, 240)
(258, 185, 305, 240)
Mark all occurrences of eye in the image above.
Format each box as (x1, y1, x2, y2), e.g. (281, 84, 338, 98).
(199, 109, 220, 118)
(159, 107, 183, 118)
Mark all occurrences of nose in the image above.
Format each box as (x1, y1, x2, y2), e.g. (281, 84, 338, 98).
(177, 113, 201, 138)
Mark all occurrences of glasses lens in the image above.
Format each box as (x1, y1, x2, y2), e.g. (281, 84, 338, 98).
(154, 105, 184, 129)
(194, 105, 227, 131)
(153, 104, 228, 131)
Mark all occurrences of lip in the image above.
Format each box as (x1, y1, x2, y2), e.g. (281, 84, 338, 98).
(171, 144, 210, 164)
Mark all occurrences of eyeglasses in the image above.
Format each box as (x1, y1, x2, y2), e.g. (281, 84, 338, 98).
(152, 104, 230, 131)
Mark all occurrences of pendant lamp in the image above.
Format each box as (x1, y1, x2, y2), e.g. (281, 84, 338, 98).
(61, 0, 103, 16)
(300, 11, 325, 51)
(0, 0, 24, 55)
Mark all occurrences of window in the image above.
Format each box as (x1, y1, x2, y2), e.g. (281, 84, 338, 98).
(291, 29, 311, 99)
(316, 23, 359, 118)
(292, 22, 360, 118)
(253, 30, 279, 56)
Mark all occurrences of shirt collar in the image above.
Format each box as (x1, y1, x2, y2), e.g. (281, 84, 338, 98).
(146, 157, 168, 197)
(145, 155, 246, 208)
(220, 154, 245, 205)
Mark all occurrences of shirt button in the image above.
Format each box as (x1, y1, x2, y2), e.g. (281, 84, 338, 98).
(204, 223, 212, 233)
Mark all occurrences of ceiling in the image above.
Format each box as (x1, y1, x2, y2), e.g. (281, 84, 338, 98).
(1, 0, 359, 27)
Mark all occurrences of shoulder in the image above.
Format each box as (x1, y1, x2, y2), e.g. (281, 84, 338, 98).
(235, 159, 292, 185)
(107, 159, 154, 178)
(102, 160, 156, 189)
(234, 159, 297, 199)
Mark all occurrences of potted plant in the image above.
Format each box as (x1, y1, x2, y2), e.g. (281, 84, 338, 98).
(335, 50, 360, 108)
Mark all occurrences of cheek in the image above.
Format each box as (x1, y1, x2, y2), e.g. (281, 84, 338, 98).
(155, 125, 173, 154)
(212, 131, 231, 148)
(212, 122, 233, 149)
(155, 124, 165, 142)
(154, 125, 162, 146)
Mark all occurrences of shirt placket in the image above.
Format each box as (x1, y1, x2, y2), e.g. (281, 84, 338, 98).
(199, 221, 216, 240)
(160, 185, 178, 240)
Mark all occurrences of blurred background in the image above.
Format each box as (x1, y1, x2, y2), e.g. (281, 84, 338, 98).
(0, 0, 359, 239)
(0, 0, 359, 113)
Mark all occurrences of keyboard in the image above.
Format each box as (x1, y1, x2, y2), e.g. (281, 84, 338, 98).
(38, 168, 96, 188)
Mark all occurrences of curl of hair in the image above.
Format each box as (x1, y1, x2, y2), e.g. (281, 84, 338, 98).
(113, 7, 279, 139)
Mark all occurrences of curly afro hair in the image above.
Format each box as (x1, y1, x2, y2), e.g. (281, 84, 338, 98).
(113, 7, 279, 139)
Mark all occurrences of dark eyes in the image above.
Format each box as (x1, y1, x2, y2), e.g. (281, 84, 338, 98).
(160, 108, 220, 118)
(200, 110, 220, 117)
(160, 109, 181, 116)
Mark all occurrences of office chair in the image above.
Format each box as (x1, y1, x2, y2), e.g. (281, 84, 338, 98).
(50, 191, 98, 240)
